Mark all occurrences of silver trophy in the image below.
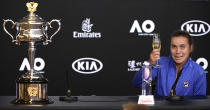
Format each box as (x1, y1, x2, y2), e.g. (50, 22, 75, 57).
(3, 2, 61, 104)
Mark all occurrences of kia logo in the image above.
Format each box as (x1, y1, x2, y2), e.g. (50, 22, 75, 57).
(181, 20, 210, 36)
(72, 58, 103, 74)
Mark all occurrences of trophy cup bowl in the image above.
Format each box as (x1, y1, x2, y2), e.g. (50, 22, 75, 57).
(3, 2, 61, 104)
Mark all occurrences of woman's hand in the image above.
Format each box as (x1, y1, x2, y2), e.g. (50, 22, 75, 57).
(149, 49, 160, 66)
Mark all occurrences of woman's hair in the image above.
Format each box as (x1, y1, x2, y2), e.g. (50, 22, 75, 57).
(170, 30, 193, 46)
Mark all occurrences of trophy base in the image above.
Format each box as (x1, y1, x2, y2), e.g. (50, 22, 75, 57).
(12, 98, 54, 105)
(138, 95, 154, 105)
(15, 72, 52, 105)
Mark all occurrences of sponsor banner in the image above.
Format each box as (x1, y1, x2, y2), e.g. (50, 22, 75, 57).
(130, 20, 156, 36)
(181, 20, 210, 36)
(196, 57, 208, 73)
(73, 18, 102, 38)
(128, 60, 144, 72)
(19, 57, 45, 73)
(72, 57, 103, 74)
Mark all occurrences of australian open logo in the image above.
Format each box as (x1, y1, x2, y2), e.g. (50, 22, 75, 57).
(19, 57, 45, 74)
(196, 57, 208, 73)
(73, 18, 101, 38)
(181, 20, 210, 36)
(129, 20, 155, 36)
(72, 57, 103, 74)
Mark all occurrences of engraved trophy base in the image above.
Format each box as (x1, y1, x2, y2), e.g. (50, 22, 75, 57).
(138, 95, 154, 105)
(13, 71, 53, 105)
(12, 98, 54, 105)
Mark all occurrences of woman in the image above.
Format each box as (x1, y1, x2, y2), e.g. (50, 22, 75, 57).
(133, 30, 206, 97)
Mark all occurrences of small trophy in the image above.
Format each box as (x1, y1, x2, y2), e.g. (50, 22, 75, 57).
(3, 2, 61, 104)
(138, 61, 154, 105)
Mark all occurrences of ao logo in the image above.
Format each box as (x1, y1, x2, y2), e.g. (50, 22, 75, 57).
(130, 20, 155, 34)
(19, 58, 45, 71)
(181, 20, 210, 36)
(196, 58, 208, 71)
(72, 58, 103, 74)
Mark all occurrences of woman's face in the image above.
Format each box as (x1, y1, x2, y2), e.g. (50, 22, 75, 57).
(170, 36, 192, 65)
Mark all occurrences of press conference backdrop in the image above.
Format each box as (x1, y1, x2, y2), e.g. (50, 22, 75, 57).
(0, 0, 209, 96)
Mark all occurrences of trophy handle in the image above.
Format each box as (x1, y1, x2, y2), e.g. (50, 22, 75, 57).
(45, 19, 61, 44)
(3, 19, 17, 43)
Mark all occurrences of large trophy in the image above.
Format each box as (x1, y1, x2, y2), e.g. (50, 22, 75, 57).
(3, 2, 61, 104)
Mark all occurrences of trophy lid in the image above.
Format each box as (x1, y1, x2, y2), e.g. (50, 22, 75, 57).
(19, 2, 44, 23)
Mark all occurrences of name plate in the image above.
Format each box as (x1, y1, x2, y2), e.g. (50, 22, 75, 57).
(138, 95, 154, 105)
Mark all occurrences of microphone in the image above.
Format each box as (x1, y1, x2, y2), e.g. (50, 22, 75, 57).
(166, 70, 184, 101)
(59, 68, 78, 102)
